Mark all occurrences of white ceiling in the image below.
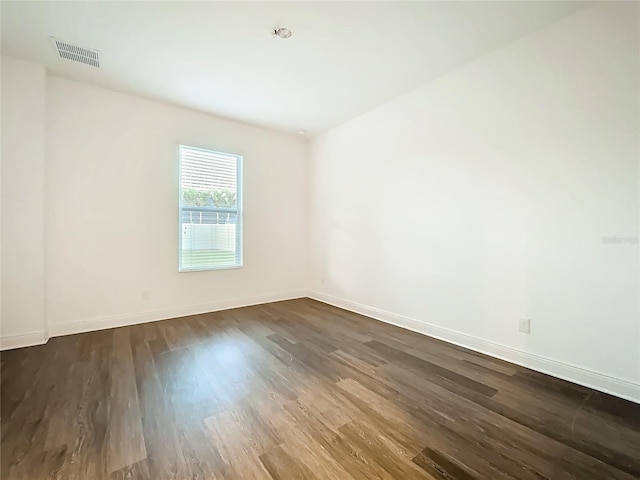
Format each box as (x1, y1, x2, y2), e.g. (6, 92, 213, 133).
(1, 1, 589, 136)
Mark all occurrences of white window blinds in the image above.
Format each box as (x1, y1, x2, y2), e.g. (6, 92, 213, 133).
(179, 145, 243, 272)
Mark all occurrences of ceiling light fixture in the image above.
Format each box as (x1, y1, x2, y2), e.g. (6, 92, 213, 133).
(273, 27, 292, 39)
(297, 130, 306, 135)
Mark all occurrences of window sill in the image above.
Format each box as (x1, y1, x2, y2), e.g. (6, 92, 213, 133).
(179, 264, 243, 273)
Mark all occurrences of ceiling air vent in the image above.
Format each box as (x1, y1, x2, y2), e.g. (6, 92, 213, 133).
(50, 37, 100, 67)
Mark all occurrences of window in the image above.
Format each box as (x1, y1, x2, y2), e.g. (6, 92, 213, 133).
(179, 145, 243, 272)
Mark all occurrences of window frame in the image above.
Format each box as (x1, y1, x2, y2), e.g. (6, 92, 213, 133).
(178, 144, 243, 273)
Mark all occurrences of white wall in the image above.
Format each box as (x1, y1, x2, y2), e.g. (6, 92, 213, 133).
(0, 62, 308, 343)
(44, 76, 308, 334)
(0, 57, 47, 347)
(309, 3, 640, 401)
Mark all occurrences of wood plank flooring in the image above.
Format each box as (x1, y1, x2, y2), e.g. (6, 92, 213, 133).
(1, 298, 639, 479)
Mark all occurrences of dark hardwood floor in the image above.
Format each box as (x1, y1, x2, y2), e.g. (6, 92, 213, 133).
(1, 298, 639, 479)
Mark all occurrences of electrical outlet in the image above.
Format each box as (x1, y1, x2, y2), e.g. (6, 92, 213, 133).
(142, 290, 151, 301)
(321, 277, 325, 286)
(518, 318, 531, 334)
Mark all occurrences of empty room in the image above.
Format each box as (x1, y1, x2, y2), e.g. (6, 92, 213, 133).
(1, 1, 638, 479)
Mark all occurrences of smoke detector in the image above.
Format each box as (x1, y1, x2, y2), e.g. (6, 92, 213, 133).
(273, 27, 292, 39)
(50, 37, 100, 67)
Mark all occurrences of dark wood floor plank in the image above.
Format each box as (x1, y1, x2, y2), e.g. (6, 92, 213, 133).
(267, 333, 344, 382)
(375, 362, 638, 480)
(204, 405, 276, 478)
(129, 328, 193, 480)
(259, 445, 319, 480)
(1, 298, 638, 480)
(106, 327, 146, 474)
(280, 398, 398, 480)
(463, 390, 640, 477)
(413, 446, 480, 480)
(365, 339, 499, 397)
(338, 418, 434, 479)
(109, 458, 151, 480)
(1, 338, 78, 480)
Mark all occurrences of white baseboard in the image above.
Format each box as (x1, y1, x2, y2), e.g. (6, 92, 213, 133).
(5, 290, 638, 404)
(0, 330, 48, 351)
(308, 290, 640, 404)
(47, 290, 307, 338)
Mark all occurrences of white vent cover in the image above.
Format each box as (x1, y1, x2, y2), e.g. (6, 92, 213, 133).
(50, 37, 100, 67)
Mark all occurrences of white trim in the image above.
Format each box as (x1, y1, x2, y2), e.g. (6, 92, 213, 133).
(0, 331, 48, 350)
(308, 290, 640, 404)
(48, 290, 306, 338)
